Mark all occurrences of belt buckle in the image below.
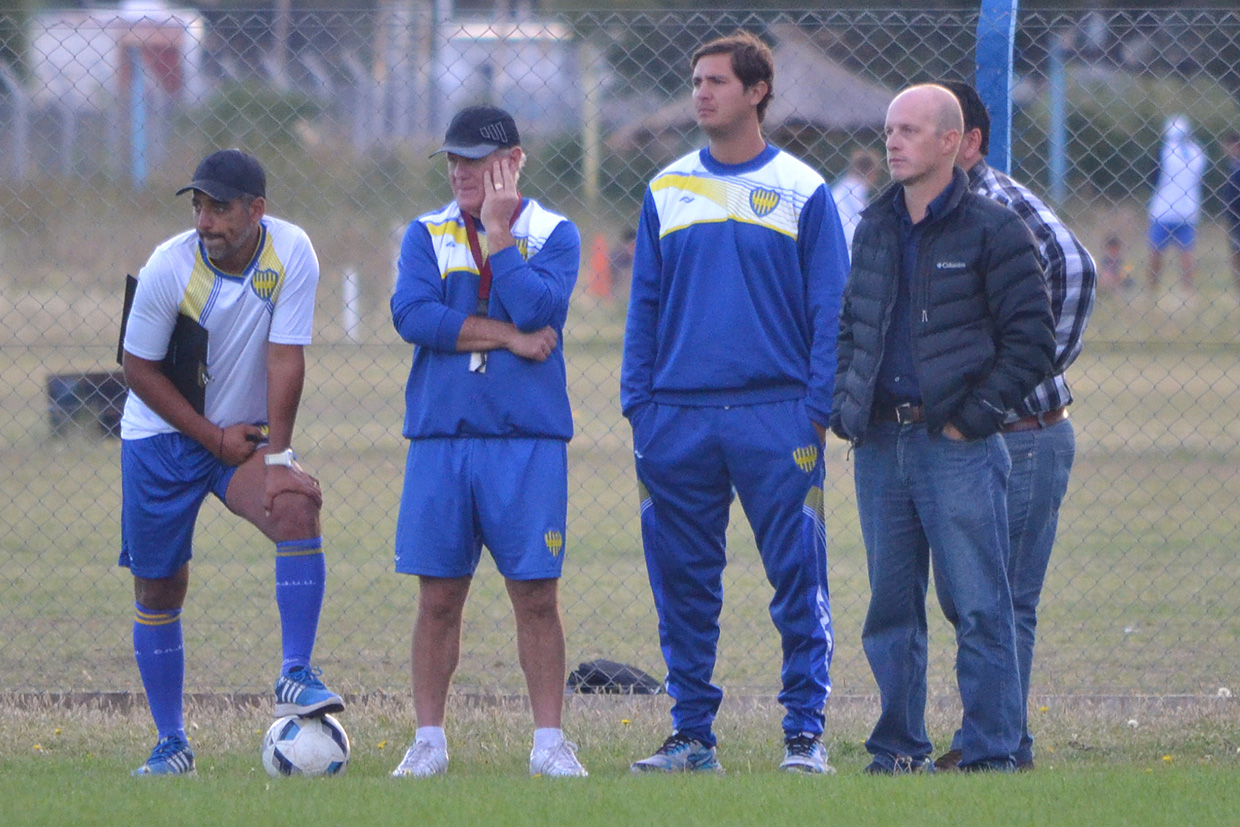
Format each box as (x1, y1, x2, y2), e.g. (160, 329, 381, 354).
(895, 403, 917, 425)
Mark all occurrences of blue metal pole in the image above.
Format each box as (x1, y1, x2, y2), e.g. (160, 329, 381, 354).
(129, 46, 147, 190)
(1048, 32, 1068, 205)
(976, 0, 1018, 174)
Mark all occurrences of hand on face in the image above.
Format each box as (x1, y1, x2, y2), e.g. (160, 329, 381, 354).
(480, 154, 520, 228)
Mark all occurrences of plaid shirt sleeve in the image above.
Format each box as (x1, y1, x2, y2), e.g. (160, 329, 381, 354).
(968, 162, 1097, 417)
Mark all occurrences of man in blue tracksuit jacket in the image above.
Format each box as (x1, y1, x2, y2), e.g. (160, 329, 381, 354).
(389, 106, 586, 779)
(621, 31, 848, 774)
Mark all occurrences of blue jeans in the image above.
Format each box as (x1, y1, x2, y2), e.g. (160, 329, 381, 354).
(943, 417, 1075, 764)
(855, 422, 1021, 770)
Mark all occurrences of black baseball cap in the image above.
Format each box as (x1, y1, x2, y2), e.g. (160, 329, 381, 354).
(176, 149, 267, 201)
(430, 105, 521, 159)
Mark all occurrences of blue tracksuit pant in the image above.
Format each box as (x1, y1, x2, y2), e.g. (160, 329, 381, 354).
(632, 398, 833, 745)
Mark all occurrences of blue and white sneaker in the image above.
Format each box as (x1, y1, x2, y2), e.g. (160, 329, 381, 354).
(131, 734, 196, 777)
(274, 665, 344, 717)
(779, 733, 834, 774)
(631, 732, 723, 773)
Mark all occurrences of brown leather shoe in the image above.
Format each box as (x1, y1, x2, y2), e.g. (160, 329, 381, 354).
(932, 748, 962, 772)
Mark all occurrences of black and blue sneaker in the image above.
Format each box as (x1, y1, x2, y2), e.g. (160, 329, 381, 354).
(631, 732, 723, 773)
(779, 733, 834, 774)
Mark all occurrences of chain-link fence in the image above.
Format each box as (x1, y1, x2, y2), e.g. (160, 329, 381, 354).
(2, 7, 1239, 702)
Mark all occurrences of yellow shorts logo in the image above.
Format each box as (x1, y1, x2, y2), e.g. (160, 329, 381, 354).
(749, 187, 781, 218)
(544, 530, 564, 557)
(793, 445, 818, 474)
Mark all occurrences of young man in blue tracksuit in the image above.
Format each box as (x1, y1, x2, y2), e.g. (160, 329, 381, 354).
(621, 31, 848, 774)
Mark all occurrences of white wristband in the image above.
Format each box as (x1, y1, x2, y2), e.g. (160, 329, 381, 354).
(264, 448, 296, 467)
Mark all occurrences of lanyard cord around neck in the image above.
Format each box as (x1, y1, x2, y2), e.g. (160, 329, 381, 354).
(461, 197, 524, 315)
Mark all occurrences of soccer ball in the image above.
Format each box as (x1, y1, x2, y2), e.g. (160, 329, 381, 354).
(262, 714, 350, 777)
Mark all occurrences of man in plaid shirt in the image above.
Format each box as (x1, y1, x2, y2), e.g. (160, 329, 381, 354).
(935, 81, 1097, 772)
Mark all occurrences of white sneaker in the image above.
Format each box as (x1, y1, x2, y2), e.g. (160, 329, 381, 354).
(529, 738, 588, 777)
(391, 740, 449, 778)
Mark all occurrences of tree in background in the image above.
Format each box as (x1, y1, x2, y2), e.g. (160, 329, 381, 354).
(1, 0, 28, 77)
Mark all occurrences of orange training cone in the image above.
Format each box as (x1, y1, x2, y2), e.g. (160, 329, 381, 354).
(587, 233, 612, 299)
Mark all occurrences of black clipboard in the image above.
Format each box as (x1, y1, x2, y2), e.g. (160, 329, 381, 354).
(118, 274, 210, 416)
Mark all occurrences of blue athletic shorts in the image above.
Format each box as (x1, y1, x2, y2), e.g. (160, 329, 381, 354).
(120, 432, 237, 579)
(394, 437, 568, 580)
(1148, 219, 1196, 251)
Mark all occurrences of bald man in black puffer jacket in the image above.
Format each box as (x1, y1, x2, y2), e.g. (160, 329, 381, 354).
(830, 165, 1053, 443)
(829, 84, 1053, 776)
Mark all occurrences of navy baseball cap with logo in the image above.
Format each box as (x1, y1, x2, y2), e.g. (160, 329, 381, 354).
(176, 149, 267, 201)
(430, 105, 521, 159)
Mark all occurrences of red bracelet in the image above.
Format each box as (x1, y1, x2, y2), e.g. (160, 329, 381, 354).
(217, 428, 225, 458)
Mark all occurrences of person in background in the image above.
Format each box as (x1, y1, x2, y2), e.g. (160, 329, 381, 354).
(1098, 235, 1133, 293)
(1221, 131, 1240, 295)
(832, 148, 881, 250)
(1146, 115, 1205, 295)
(609, 226, 638, 296)
(935, 80, 1097, 772)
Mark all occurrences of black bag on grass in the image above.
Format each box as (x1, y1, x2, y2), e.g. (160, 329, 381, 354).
(567, 659, 663, 695)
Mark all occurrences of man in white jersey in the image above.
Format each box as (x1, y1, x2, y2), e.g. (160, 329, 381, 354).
(119, 149, 342, 776)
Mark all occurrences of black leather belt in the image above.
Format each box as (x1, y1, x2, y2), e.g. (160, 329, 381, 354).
(873, 403, 925, 425)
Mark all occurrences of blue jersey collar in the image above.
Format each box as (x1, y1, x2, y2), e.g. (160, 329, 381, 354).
(699, 143, 779, 175)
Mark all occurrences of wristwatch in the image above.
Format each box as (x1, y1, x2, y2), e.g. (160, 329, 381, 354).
(264, 448, 296, 467)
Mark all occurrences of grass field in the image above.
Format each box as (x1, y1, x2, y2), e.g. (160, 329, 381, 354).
(3, 694, 1240, 826)
(4, 286, 1240, 700)
(5, 19, 1240, 820)
(3, 160, 1240, 700)
(4, 146, 1240, 827)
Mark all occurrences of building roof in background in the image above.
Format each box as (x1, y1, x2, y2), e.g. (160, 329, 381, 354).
(607, 24, 895, 153)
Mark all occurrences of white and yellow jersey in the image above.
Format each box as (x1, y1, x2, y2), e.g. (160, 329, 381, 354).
(620, 145, 849, 423)
(647, 150, 816, 243)
(121, 216, 320, 439)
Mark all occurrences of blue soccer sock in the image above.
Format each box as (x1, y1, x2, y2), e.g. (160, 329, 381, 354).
(275, 538, 326, 674)
(132, 604, 186, 741)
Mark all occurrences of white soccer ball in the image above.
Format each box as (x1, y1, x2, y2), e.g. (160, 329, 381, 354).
(262, 714, 350, 777)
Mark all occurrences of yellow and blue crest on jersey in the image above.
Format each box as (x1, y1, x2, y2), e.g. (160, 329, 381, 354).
(186, 223, 286, 318)
(250, 267, 281, 301)
(544, 529, 564, 557)
(749, 187, 781, 218)
(793, 444, 819, 474)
